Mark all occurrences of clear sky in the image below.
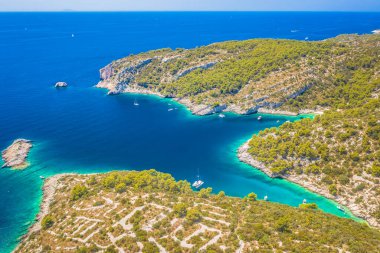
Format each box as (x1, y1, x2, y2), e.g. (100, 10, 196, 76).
(1, 0, 380, 12)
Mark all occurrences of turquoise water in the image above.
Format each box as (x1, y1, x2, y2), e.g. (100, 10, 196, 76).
(1, 12, 379, 252)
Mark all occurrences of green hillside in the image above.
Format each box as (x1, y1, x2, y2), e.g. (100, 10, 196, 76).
(16, 171, 380, 253)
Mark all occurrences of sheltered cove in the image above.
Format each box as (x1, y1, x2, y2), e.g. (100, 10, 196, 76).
(95, 34, 380, 228)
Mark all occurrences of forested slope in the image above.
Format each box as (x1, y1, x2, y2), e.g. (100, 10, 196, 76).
(246, 35, 380, 227)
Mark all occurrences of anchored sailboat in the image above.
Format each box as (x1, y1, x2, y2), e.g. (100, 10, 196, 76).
(337, 205, 345, 212)
(192, 169, 204, 189)
(133, 99, 139, 106)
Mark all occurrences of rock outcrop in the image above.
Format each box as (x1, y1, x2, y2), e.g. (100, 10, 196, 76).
(175, 62, 216, 79)
(96, 58, 154, 95)
(1, 139, 32, 169)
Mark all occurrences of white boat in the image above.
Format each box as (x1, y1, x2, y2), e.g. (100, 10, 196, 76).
(40, 176, 45, 179)
(71, 33, 75, 38)
(303, 199, 307, 204)
(276, 120, 280, 123)
(305, 36, 309, 41)
(133, 99, 139, 106)
(219, 114, 225, 118)
(192, 170, 204, 189)
(337, 205, 345, 212)
(257, 116, 262, 120)
(264, 195, 268, 201)
(192, 180, 204, 189)
(168, 108, 174, 111)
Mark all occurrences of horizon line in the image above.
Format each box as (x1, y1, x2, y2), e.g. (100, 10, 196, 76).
(1, 10, 380, 13)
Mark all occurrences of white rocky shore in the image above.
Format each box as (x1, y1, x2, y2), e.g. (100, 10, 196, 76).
(96, 80, 310, 117)
(1, 139, 32, 169)
(237, 140, 378, 228)
(14, 173, 74, 252)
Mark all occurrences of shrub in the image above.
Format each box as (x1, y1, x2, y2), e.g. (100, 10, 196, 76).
(75, 245, 99, 253)
(93, 200, 105, 206)
(299, 203, 318, 210)
(373, 206, 380, 221)
(329, 184, 338, 196)
(142, 242, 159, 253)
(306, 164, 320, 175)
(71, 184, 88, 201)
(372, 165, 380, 177)
(115, 183, 127, 193)
(217, 191, 225, 198)
(350, 152, 360, 162)
(353, 183, 366, 193)
(185, 208, 202, 224)
(198, 187, 212, 198)
(102, 174, 119, 188)
(271, 160, 292, 175)
(105, 246, 117, 253)
(173, 203, 188, 218)
(86, 176, 97, 185)
(275, 217, 291, 233)
(247, 192, 257, 201)
(338, 175, 350, 185)
(41, 215, 54, 230)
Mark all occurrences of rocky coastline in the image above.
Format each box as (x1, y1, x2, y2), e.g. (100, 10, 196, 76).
(96, 80, 310, 117)
(94, 45, 322, 118)
(237, 140, 378, 228)
(1, 139, 32, 169)
(14, 174, 73, 252)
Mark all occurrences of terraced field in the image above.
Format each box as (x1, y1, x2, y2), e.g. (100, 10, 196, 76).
(16, 170, 380, 253)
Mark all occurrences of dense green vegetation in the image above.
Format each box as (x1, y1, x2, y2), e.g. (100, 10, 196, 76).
(162, 40, 333, 97)
(247, 36, 380, 226)
(17, 171, 380, 253)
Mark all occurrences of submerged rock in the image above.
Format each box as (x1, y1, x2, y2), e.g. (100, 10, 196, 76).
(1, 139, 32, 169)
(55, 82, 68, 88)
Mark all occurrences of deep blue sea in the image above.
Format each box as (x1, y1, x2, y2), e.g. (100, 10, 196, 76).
(1, 12, 380, 252)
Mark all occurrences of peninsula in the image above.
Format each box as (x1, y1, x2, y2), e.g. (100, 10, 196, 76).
(96, 34, 377, 116)
(15, 170, 380, 253)
(1, 139, 32, 169)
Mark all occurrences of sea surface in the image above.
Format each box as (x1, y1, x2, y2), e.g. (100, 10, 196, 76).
(1, 12, 380, 252)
